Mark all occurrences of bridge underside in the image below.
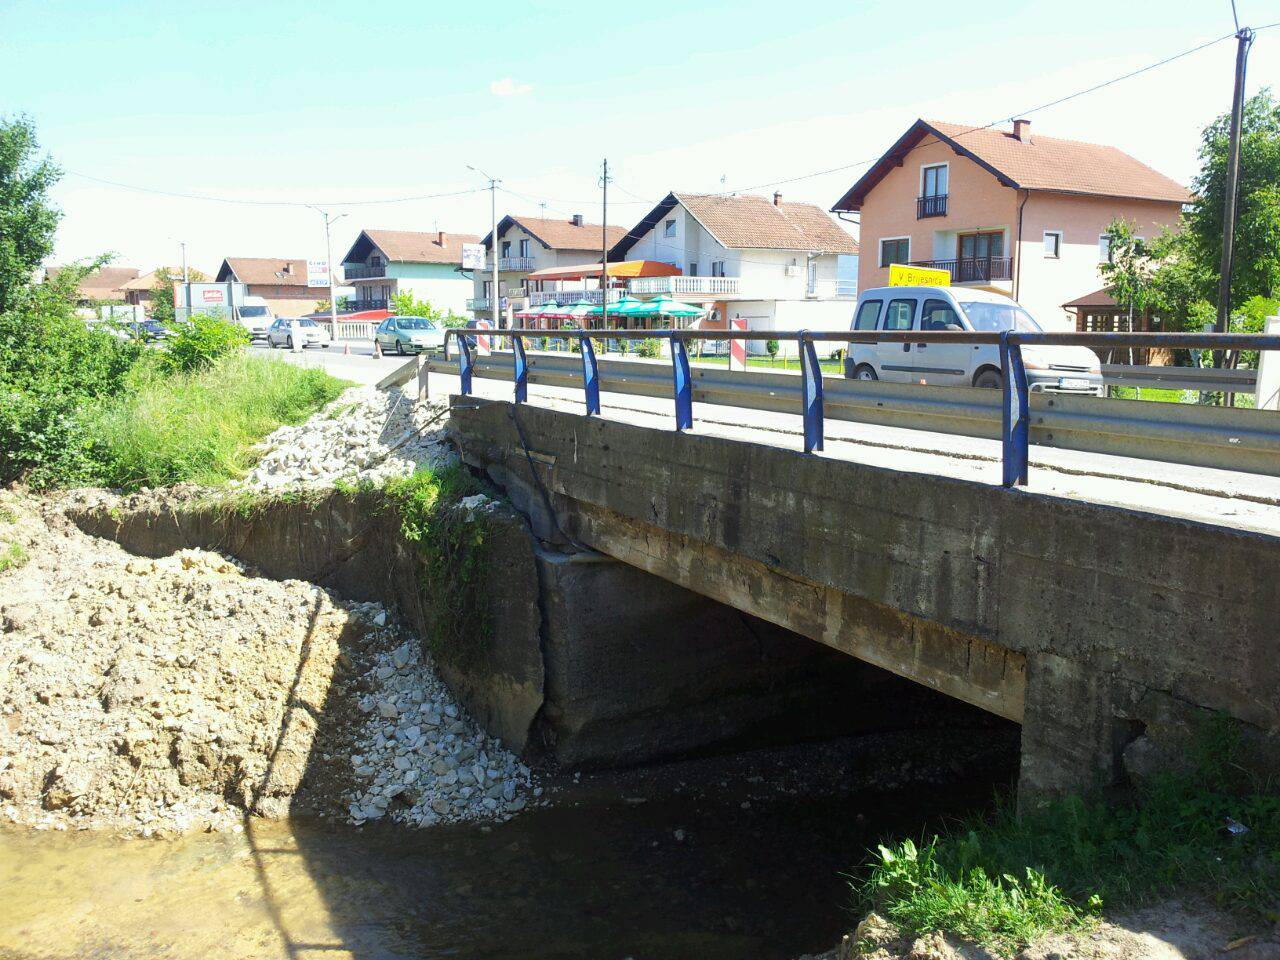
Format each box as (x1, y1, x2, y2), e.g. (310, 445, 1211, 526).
(449, 396, 1280, 801)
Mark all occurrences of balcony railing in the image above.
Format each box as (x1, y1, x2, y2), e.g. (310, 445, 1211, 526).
(805, 278, 858, 300)
(916, 194, 948, 218)
(491, 256, 536, 272)
(343, 264, 387, 280)
(344, 298, 388, 312)
(912, 258, 1012, 283)
(628, 276, 741, 297)
(529, 289, 622, 306)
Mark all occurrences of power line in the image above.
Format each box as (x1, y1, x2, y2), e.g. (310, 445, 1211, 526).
(709, 29, 1238, 197)
(62, 170, 485, 208)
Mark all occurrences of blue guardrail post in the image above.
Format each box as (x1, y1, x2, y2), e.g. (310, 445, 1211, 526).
(799, 331, 824, 453)
(457, 332, 475, 396)
(671, 333, 693, 430)
(579, 333, 601, 415)
(1000, 332, 1030, 487)
(512, 335, 528, 403)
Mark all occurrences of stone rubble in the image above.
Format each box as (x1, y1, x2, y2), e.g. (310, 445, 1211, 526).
(238, 385, 454, 490)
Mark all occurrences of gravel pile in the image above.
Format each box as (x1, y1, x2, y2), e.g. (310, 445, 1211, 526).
(345, 632, 540, 827)
(239, 386, 453, 490)
(0, 492, 538, 835)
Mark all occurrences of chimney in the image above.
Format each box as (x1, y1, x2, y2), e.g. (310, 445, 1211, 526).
(571, 214, 584, 227)
(773, 191, 782, 206)
(282, 262, 292, 274)
(1012, 119, 1031, 143)
(437, 229, 446, 245)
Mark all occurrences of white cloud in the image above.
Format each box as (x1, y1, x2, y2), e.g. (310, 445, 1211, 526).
(489, 77, 532, 98)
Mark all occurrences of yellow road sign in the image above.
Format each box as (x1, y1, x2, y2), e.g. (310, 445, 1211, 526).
(888, 263, 950, 287)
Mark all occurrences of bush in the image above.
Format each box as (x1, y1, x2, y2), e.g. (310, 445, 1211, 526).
(766, 338, 780, 359)
(81, 352, 346, 488)
(636, 338, 662, 359)
(160, 311, 249, 373)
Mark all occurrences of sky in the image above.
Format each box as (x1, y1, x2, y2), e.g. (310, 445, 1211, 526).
(3, 0, 1279, 274)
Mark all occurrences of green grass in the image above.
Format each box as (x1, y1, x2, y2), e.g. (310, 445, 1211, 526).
(855, 717, 1280, 953)
(1108, 386, 1192, 403)
(81, 352, 348, 490)
(689, 353, 845, 374)
(384, 464, 491, 669)
(0, 541, 29, 573)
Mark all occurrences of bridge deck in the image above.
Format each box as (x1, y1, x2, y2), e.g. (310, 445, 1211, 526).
(421, 368, 1280, 539)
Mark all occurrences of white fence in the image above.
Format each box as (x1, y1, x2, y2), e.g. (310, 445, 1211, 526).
(320, 321, 375, 340)
(629, 276, 741, 296)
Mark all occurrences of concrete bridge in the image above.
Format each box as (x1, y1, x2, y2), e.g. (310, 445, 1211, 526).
(444, 387, 1280, 802)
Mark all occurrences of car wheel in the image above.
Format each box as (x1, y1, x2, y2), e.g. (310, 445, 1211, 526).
(975, 369, 1002, 389)
(855, 364, 878, 381)
(396, 340, 405, 356)
(287, 336, 294, 350)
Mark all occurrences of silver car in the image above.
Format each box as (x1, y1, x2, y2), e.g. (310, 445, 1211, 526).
(266, 318, 331, 350)
(374, 316, 447, 356)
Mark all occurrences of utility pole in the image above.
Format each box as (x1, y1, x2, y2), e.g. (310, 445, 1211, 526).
(600, 158, 611, 329)
(1215, 26, 1256, 348)
(310, 207, 348, 331)
(468, 165, 501, 331)
(179, 241, 190, 321)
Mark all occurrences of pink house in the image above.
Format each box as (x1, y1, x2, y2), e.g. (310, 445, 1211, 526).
(831, 119, 1191, 330)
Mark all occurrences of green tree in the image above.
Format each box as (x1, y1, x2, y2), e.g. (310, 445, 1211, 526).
(391, 290, 468, 327)
(1099, 218, 1152, 331)
(151, 266, 208, 323)
(0, 115, 61, 312)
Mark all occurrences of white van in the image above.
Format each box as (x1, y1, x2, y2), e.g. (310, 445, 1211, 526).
(233, 296, 275, 341)
(845, 286, 1103, 395)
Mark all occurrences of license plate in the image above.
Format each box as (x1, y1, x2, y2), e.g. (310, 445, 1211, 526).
(1058, 377, 1091, 390)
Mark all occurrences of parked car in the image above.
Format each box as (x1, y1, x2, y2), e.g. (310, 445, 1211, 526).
(266, 318, 331, 350)
(375, 316, 446, 356)
(844, 286, 1103, 394)
(120, 319, 171, 342)
(234, 296, 275, 341)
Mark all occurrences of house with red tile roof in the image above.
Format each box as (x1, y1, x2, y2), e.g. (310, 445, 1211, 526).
(472, 214, 627, 319)
(341, 229, 480, 316)
(44, 265, 140, 305)
(606, 191, 859, 347)
(831, 119, 1191, 330)
(215, 258, 332, 318)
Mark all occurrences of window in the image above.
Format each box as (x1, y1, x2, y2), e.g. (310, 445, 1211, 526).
(879, 237, 910, 268)
(921, 164, 948, 198)
(959, 231, 1004, 260)
(370, 255, 382, 268)
(960, 301, 1043, 333)
(501, 241, 511, 258)
(519, 239, 530, 258)
(688, 262, 699, 277)
(1099, 234, 1112, 263)
(663, 219, 676, 238)
(711, 261, 726, 277)
(853, 299, 882, 330)
(883, 298, 916, 331)
(1044, 231, 1062, 259)
(921, 299, 962, 331)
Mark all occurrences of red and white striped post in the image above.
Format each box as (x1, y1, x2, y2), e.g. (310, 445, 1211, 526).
(729, 316, 748, 371)
(474, 320, 492, 356)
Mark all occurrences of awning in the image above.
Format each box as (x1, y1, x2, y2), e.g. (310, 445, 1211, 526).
(524, 260, 682, 283)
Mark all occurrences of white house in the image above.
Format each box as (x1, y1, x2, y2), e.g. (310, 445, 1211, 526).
(608, 191, 859, 352)
(341, 229, 480, 316)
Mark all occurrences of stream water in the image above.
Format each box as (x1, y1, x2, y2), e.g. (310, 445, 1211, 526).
(0, 736, 1015, 960)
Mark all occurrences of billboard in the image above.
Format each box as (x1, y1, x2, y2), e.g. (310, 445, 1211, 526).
(461, 243, 486, 271)
(307, 259, 330, 288)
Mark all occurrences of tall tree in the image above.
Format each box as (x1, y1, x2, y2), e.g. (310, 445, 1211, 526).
(1181, 89, 1280, 312)
(0, 115, 61, 312)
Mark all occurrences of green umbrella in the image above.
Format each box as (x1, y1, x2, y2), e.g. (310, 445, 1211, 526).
(630, 294, 704, 319)
(588, 295, 643, 318)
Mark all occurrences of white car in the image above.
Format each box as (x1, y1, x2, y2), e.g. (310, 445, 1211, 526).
(234, 296, 275, 341)
(266, 318, 331, 350)
(844, 286, 1103, 394)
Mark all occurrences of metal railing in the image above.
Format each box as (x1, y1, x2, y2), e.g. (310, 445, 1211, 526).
(429, 327, 1280, 488)
(529, 289, 622, 306)
(806, 278, 857, 300)
(1102, 364, 1258, 394)
(345, 298, 388, 312)
(917, 195, 948, 218)
(343, 264, 387, 279)
(913, 258, 1013, 283)
(492, 256, 535, 272)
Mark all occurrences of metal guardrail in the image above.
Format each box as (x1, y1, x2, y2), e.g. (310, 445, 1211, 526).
(1102, 364, 1258, 393)
(420, 328, 1280, 488)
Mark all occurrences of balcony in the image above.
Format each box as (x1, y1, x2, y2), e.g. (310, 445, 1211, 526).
(343, 264, 387, 280)
(490, 256, 535, 272)
(344, 298, 387, 312)
(916, 194, 948, 218)
(529, 289, 622, 306)
(628, 276, 740, 297)
(912, 258, 1012, 284)
(805, 278, 857, 300)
